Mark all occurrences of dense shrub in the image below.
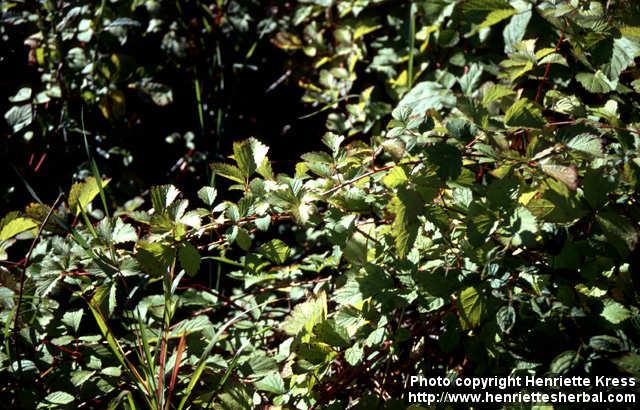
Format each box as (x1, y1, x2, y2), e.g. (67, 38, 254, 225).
(1, 0, 640, 408)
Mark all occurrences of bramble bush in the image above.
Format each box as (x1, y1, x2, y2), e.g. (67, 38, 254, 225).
(1, 0, 640, 408)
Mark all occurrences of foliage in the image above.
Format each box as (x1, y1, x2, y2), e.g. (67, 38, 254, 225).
(2, 0, 640, 408)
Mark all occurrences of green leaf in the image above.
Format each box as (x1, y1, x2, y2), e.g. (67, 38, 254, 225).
(233, 137, 269, 178)
(471, 8, 516, 35)
(603, 37, 640, 81)
(4, 104, 32, 133)
(235, 227, 252, 251)
(427, 143, 462, 180)
(344, 343, 364, 366)
(62, 309, 83, 333)
(9, 87, 32, 103)
(210, 162, 245, 184)
(112, 218, 138, 243)
(136, 241, 174, 276)
(496, 305, 515, 333)
(135, 80, 173, 106)
(254, 372, 287, 394)
(458, 286, 485, 329)
(458, 63, 483, 95)
(506, 206, 538, 247)
(397, 81, 456, 115)
(544, 90, 585, 116)
(197, 186, 217, 206)
(504, 98, 545, 129)
(45, 391, 75, 405)
(108, 282, 117, 316)
(482, 84, 515, 107)
(566, 133, 603, 157)
(68, 176, 111, 215)
(0, 217, 38, 241)
(575, 71, 615, 93)
(254, 215, 271, 231)
(258, 239, 290, 264)
(612, 353, 640, 377)
(314, 320, 350, 348)
(463, 0, 512, 15)
(281, 292, 327, 336)
(71, 370, 95, 387)
(149, 184, 180, 213)
(382, 166, 408, 189)
(178, 243, 201, 276)
(596, 211, 639, 256)
(550, 350, 579, 375)
(248, 355, 279, 378)
(101, 367, 122, 377)
(503, 6, 531, 52)
(389, 188, 422, 259)
(601, 299, 631, 324)
(170, 315, 212, 337)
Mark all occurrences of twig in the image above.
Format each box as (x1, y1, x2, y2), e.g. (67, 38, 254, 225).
(321, 160, 421, 196)
(534, 24, 566, 102)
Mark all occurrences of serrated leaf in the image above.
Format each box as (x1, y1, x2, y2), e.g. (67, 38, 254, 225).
(235, 227, 252, 251)
(149, 184, 180, 213)
(210, 162, 245, 184)
(544, 90, 585, 116)
(428, 143, 462, 180)
(503, 6, 531, 52)
(458, 286, 485, 329)
(344, 343, 364, 366)
(254, 215, 271, 231)
(471, 8, 516, 35)
(463, 0, 511, 14)
(4, 104, 32, 133)
(504, 98, 545, 129)
(68, 177, 111, 215)
(603, 37, 640, 81)
(0, 217, 38, 241)
(281, 292, 327, 336)
(178, 243, 201, 276)
(382, 166, 408, 188)
(248, 355, 279, 378)
(45, 391, 74, 405)
(389, 188, 422, 259)
(258, 239, 290, 264)
(550, 350, 578, 375)
(233, 137, 269, 178)
(397, 81, 456, 115)
(507, 206, 538, 247)
(596, 211, 639, 256)
(314, 320, 350, 348)
(458, 63, 483, 95)
(197, 186, 217, 206)
(62, 309, 83, 333)
(541, 164, 578, 191)
(112, 218, 137, 243)
(575, 71, 615, 93)
(71, 370, 95, 387)
(136, 242, 174, 276)
(170, 315, 212, 337)
(601, 299, 631, 324)
(482, 84, 515, 107)
(566, 133, 603, 157)
(101, 367, 121, 377)
(496, 305, 516, 333)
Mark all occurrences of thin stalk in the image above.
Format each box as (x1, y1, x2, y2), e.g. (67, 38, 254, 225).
(407, 3, 416, 89)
